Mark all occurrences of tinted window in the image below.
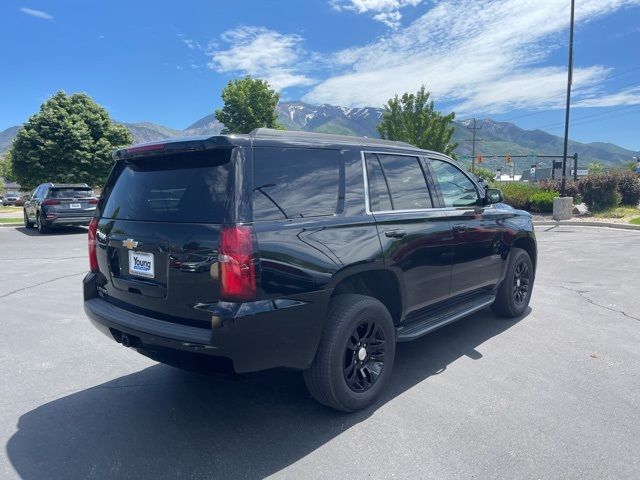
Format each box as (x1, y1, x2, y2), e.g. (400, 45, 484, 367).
(430, 159, 479, 207)
(102, 149, 233, 223)
(252, 148, 341, 221)
(365, 153, 392, 211)
(49, 188, 94, 198)
(374, 154, 432, 210)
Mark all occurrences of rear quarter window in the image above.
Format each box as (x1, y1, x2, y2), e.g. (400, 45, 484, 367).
(101, 149, 233, 223)
(252, 147, 343, 221)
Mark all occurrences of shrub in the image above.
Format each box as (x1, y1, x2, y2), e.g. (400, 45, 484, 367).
(499, 183, 537, 210)
(579, 172, 621, 212)
(529, 191, 558, 213)
(537, 179, 579, 199)
(613, 170, 640, 206)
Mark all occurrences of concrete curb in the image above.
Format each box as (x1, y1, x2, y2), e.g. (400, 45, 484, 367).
(533, 220, 640, 231)
(0, 223, 24, 228)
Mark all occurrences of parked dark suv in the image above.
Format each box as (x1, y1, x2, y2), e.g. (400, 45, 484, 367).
(83, 129, 536, 411)
(24, 183, 98, 233)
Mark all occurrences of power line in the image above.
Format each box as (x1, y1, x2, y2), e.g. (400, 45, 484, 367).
(534, 104, 638, 131)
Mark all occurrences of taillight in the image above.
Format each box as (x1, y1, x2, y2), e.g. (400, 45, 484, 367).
(219, 225, 258, 301)
(88, 198, 99, 205)
(88, 217, 99, 273)
(42, 199, 61, 206)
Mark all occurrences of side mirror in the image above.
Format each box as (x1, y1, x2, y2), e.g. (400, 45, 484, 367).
(486, 188, 504, 204)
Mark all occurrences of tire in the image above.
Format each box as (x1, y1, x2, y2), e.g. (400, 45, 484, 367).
(23, 209, 34, 228)
(36, 211, 48, 234)
(304, 294, 396, 412)
(491, 247, 534, 318)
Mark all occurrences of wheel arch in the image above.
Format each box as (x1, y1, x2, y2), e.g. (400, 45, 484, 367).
(512, 233, 537, 273)
(328, 266, 404, 325)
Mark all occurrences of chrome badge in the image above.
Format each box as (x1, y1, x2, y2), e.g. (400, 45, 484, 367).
(122, 239, 139, 249)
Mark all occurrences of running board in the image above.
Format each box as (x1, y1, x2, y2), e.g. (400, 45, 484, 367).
(396, 293, 496, 342)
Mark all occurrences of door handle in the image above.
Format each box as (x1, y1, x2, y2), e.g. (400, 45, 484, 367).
(452, 224, 469, 232)
(385, 229, 407, 239)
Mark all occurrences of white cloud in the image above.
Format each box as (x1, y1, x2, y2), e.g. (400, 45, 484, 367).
(304, 0, 640, 114)
(372, 11, 402, 28)
(208, 26, 315, 90)
(331, 0, 421, 27)
(20, 7, 53, 20)
(331, 0, 421, 13)
(177, 33, 202, 51)
(575, 86, 640, 108)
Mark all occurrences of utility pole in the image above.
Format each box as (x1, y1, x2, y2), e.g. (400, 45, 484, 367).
(467, 118, 482, 173)
(560, 0, 575, 197)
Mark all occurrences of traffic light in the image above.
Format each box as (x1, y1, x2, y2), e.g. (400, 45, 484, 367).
(505, 154, 511, 164)
(476, 155, 483, 164)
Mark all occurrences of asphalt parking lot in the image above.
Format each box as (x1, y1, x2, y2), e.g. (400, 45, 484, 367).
(0, 225, 639, 479)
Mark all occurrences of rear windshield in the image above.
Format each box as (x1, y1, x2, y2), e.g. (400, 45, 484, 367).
(49, 188, 94, 198)
(101, 149, 233, 223)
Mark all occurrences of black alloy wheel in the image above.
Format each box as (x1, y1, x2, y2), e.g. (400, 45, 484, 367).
(343, 320, 387, 392)
(304, 294, 396, 412)
(513, 260, 531, 305)
(491, 247, 534, 318)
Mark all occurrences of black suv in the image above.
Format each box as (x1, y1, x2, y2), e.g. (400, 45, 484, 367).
(24, 183, 98, 233)
(83, 129, 536, 411)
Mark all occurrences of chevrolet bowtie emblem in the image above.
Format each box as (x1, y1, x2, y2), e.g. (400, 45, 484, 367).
(122, 239, 139, 249)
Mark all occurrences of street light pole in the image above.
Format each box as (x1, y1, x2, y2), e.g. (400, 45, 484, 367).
(560, 0, 575, 197)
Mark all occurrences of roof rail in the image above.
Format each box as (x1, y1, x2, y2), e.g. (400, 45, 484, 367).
(249, 128, 417, 149)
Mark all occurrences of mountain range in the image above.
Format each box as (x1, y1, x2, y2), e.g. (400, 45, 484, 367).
(1, 101, 638, 168)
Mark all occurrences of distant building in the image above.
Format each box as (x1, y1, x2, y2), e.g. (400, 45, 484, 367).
(1, 179, 21, 194)
(519, 167, 588, 182)
(495, 174, 522, 182)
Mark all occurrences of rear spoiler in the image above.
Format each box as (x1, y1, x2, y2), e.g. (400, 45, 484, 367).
(113, 135, 246, 161)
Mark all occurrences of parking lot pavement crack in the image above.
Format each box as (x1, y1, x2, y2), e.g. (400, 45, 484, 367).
(0, 272, 86, 300)
(560, 286, 640, 322)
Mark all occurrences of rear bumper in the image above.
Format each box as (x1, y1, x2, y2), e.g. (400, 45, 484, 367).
(83, 273, 331, 373)
(47, 215, 93, 226)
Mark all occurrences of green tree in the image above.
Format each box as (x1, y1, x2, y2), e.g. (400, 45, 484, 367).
(215, 76, 282, 134)
(474, 166, 497, 184)
(0, 152, 14, 182)
(9, 91, 132, 189)
(588, 162, 604, 175)
(377, 86, 458, 156)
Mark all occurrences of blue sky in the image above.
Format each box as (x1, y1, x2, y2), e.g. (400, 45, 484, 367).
(1, 0, 639, 150)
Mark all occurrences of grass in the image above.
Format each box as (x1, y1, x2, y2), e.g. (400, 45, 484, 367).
(0, 218, 24, 224)
(630, 217, 640, 225)
(593, 206, 640, 219)
(0, 206, 22, 213)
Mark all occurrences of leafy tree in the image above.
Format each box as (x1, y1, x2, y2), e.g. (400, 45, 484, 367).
(473, 166, 497, 184)
(377, 86, 458, 157)
(9, 91, 132, 189)
(215, 76, 282, 134)
(0, 176, 4, 195)
(587, 162, 604, 175)
(0, 152, 14, 181)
